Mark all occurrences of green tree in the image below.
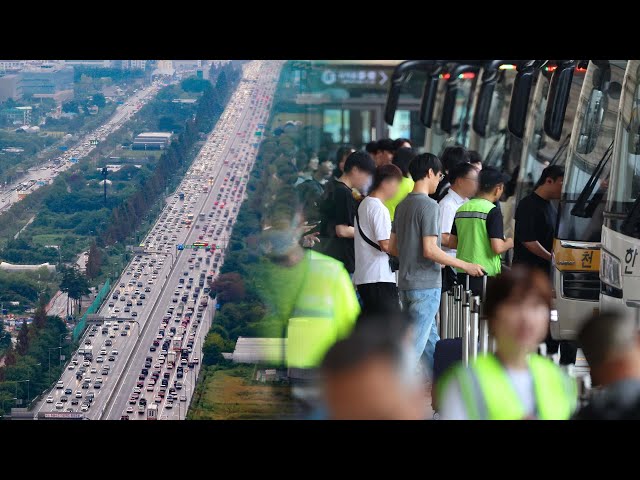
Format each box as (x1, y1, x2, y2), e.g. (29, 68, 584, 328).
(33, 296, 47, 330)
(16, 321, 29, 355)
(202, 332, 226, 366)
(86, 240, 102, 279)
(62, 101, 79, 114)
(92, 93, 106, 108)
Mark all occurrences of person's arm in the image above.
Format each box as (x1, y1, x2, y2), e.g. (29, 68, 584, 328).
(334, 186, 356, 239)
(522, 241, 552, 261)
(335, 225, 354, 238)
(448, 234, 458, 249)
(439, 200, 456, 248)
(378, 239, 390, 253)
(422, 236, 484, 276)
(389, 232, 399, 257)
(372, 202, 392, 253)
(487, 207, 513, 254)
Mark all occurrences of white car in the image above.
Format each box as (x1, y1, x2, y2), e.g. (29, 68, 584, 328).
(55, 402, 64, 410)
(81, 404, 89, 412)
(46, 396, 54, 403)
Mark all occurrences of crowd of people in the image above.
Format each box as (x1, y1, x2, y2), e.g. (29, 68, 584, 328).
(256, 129, 615, 420)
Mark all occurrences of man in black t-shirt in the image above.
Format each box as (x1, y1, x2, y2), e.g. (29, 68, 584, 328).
(513, 166, 576, 364)
(513, 165, 564, 273)
(318, 151, 376, 274)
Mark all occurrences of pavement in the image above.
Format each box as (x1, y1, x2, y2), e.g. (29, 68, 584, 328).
(33, 60, 282, 420)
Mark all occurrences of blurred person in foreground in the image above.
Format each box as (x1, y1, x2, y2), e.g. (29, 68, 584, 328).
(389, 153, 484, 375)
(468, 150, 483, 172)
(321, 312, 427, 420)
(256, 185, 360, 409)
(437, 267, 577, 420)
(318, 151, 376, 276)
(574, 311, 640, 420)
(383, 147, 416, 221)
(354, 164, 403, 315)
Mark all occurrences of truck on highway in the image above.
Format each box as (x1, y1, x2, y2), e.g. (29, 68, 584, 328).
(186, 300, 195, 312)
(200, 296, 209, 307)
(172, 336, 183, 351)
(179, 192, 185, 201)
(198, 213, 205, 221)
(167, 351, 176, 369)
(147, 404, 157, 420)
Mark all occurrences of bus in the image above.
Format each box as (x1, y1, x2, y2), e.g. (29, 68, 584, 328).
(551, 60, 626, 340)
(187, 213, 194, 222)
(193, 241, 208, 248)
(515, 63, 588, 206)
(601, 60, 640, 320)
(147, 404, 157, 420)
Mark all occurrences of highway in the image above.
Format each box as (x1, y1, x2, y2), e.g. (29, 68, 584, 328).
(0, 83, 163, 214)
(33, 60, 282, 419)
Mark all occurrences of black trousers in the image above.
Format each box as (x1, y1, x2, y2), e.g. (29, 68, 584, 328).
(357, 282, 401, 316)
(544, 332, 578, 365)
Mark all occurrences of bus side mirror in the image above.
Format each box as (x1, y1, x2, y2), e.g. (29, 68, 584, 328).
(508, 62, 538, 139)
(419, 73, 440, 128)
(544, 60, 575, 141)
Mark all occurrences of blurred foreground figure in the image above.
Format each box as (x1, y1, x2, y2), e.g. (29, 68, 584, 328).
(574, 312, 640, 420)
(437, 267, 577, 420)
(321, 313, 427, 420)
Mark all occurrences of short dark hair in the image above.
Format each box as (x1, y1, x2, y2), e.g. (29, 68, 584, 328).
(468, 150, 482, 166)
(393, 138, 412, 150)
(408, 153, 442, 182)
(344, 150, 376, 175)
(365, 141, 379, 154)
(392, 147, 417, 177)
(335, 145, 355, 165)
(371, 164, 403, 192)
(536, 165, 565, 188)
(578, 311, 638, 370)
(376, 138, 395, 153)
(484, 266, 552, 326)
(449, 162, 476, 185)
(322, 312, 410, 374)
(441, 145, 470, 173)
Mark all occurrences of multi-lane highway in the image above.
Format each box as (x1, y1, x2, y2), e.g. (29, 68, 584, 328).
(0, 83, 164, 213)
(33, 60, 282, 420)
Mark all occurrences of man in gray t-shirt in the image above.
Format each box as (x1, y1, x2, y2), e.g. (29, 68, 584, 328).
(390, 154, 484, 375)
(393, 193, 442, 290)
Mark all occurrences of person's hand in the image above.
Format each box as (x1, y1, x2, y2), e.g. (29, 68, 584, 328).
(505, 237, 514, 250)
(463, 263, 485, 277)
(302, 232, 320, 248)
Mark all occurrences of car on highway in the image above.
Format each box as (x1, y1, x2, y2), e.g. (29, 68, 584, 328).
(46, 396, 53, 403)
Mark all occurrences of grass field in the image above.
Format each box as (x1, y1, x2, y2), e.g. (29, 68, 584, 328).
(188, 364, 299, 420)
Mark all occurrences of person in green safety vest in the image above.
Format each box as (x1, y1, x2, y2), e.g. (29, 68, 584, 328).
(437, 267, 578, 420)
(255, 185, 360, 377)
(449, 166, 514, 295)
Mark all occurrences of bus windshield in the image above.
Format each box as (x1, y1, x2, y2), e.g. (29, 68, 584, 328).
(606, 60, 640, 238)
(555, 61, 625, 242)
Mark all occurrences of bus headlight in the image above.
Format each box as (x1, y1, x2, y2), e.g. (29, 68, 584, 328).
(600, 249, 622, 290)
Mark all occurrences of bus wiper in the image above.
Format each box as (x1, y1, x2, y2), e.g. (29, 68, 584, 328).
(485, 129, 507, 167)
(548, 134, 571, 166)
(570, 140, 614, 218)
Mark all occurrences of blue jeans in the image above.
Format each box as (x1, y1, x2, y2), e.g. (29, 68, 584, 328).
(399, 288, 441, 374)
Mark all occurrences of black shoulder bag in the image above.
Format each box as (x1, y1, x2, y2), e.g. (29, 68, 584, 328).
(355, 207, 399, 273)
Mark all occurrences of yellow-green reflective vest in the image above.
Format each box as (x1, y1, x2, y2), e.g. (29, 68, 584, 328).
(286, 250, 360, 369)
(439, 354, 577, 420)
(454, 198, 502, 276)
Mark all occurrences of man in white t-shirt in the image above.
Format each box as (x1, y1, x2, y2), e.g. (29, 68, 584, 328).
(354, 164, 404, 315)
(439, 162, 478, 292)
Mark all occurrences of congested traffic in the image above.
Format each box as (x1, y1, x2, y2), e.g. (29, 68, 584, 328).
(35, 60, 282, 420)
